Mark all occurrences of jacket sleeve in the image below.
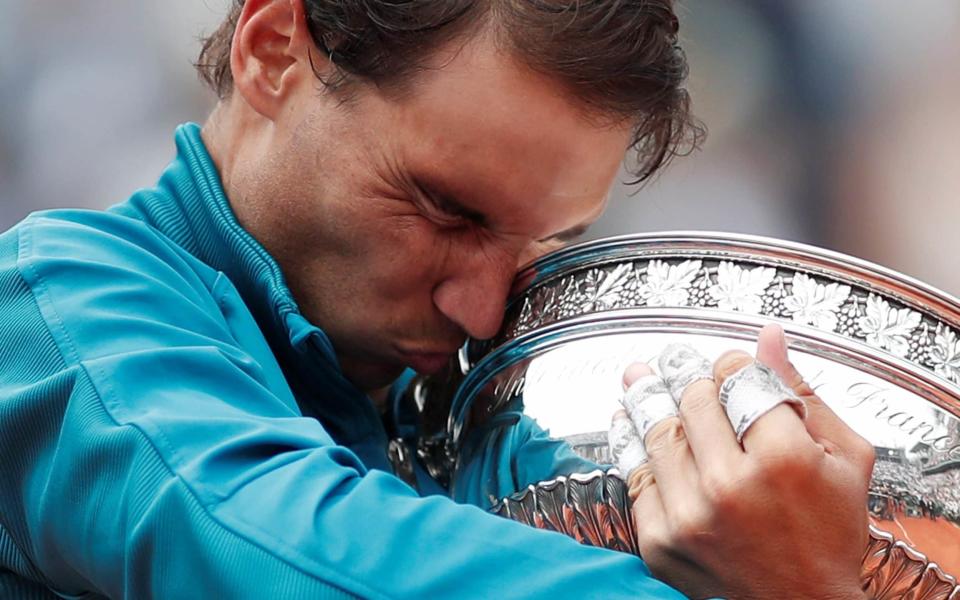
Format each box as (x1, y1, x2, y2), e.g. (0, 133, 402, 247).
(451, 413, 605, 507)
(0, 214, 686, 599)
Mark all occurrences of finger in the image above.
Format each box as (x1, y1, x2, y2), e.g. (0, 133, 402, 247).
(627, 461, 656, 502)
(630, 470, 717, 598)
(658, 344, 713, 399)
(623, 361, 655, 389)
(609, 410, 647, 476)
(614, 361, 655, 478)
(714, 348, 812, 454)
(755, 324, 863, 448)
(620, 369, 698, 511)
(659, 345, 742, 472)
(620, 369, 678, 444)
(643, 416, 703, 524)
(629, 463, 665, 543)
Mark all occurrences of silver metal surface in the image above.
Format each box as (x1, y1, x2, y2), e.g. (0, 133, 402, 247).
(417, 231, 960, 597)
(492, 474, 958, 600)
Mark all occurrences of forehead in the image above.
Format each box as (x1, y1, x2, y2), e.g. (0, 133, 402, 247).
(379, 35, 633, 236)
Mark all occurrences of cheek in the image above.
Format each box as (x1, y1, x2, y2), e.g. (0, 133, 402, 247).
(364, 216, 454, 296)
(372, 219, 521, 299)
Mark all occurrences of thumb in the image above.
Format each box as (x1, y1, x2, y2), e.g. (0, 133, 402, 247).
(755, 324, 862, 451)
(755, 324, 813, 398)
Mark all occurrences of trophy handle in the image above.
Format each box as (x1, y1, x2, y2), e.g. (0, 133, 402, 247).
(491, 470, 960, 600)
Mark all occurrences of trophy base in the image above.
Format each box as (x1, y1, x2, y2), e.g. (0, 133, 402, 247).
(492, 470, 960, 600)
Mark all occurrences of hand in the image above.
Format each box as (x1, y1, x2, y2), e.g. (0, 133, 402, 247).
(618, 325, 874, 600)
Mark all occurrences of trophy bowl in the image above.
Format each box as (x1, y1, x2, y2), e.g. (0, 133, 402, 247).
(426, 232, 960, 599)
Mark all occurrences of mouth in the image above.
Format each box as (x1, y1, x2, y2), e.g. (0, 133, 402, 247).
(397, 346, 459, 375)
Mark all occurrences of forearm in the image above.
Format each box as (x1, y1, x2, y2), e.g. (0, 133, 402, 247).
(453, 414, 602, 507)
(14, 371, 682, 598)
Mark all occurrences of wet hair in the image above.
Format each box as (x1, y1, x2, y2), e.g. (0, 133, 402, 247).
(196, 0, 703, 182)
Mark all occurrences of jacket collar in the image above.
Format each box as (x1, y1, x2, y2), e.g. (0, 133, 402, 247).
(113, 123, 399, 463)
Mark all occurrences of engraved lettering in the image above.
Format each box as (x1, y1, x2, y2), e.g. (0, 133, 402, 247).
(807, 369, 829, 394)
(885, 412, 913, 429)
(906, 421, 937, 439)
(931, 436, 956, 453)
(845, 381, 953, 450)
(493, 370, 526, 401)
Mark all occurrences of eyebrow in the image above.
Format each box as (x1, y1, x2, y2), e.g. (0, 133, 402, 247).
(420, 179, 592, 243)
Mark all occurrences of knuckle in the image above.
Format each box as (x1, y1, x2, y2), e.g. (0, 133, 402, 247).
(627, 465, 656, 501)
(712, 350, 753, 381)
(789, 371, 815, 397)
(700, 470, 737, 507)
(678, 380, 718, 413)
(671, 509, 715, 548)
(644, 418, 685, 455)
(779, 359, 807, 391)
(748, 446, 822, 483)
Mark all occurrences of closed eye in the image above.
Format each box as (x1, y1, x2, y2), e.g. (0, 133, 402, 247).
(415, 181, 486, 228)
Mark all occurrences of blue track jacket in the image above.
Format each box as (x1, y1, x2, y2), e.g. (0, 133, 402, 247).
(0, 123, 685, 599)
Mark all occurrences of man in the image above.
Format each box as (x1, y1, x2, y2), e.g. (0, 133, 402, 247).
(0, 1, 872, 598)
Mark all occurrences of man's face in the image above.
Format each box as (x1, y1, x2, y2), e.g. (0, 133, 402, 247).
(237, 35, 633, 390)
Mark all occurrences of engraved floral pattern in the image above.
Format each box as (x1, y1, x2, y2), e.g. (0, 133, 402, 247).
(929, 324, 960, 384)
(499, 255, 960, 391)
(579, 265, 634, 311)
(636, 259, 702, 307)
(708, 261, 776, 314)
(512, 297, 537, 335)
(555, 276, 584, 319)
(857, 295, 923, 357)
(782, 273, 851, 331)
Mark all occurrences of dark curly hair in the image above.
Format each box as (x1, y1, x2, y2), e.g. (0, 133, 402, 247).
(196, 0, 703, 182)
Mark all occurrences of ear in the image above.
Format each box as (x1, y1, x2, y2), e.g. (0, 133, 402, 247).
(230, 0, 329, 119)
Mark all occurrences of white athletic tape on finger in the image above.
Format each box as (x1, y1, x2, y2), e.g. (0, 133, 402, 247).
(620, 374, 679, 444)
(718, 361, 807, 442)
(609, 413, 648, 475)
(608, 414, 638, 462)
(658, 343, 714, 399)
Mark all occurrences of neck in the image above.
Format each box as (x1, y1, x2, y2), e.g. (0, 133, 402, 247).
(200, 102, 237, 197)
(201, 98, 273, 206)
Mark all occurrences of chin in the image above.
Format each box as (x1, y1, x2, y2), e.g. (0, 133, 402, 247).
(340, 361, 407, 393)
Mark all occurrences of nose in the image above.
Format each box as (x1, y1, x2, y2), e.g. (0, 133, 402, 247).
(432, 244, 518, 341)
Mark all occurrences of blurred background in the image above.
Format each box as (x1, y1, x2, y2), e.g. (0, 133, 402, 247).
(1, 1, 958, 292)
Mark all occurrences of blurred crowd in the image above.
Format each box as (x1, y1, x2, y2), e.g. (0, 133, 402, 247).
(1, 1, 958, 292)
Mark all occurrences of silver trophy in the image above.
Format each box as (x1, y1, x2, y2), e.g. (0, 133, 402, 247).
(410, 232, 960, 599)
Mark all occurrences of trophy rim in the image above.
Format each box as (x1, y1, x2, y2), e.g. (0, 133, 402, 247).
(452, 231, 960, 448)
(512, 231, 960, 329)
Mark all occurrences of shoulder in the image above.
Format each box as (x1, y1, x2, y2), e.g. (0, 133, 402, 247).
(17, 208, 215, 289)
(6, 209, 230, 364)
(14, 208, 219, 306)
